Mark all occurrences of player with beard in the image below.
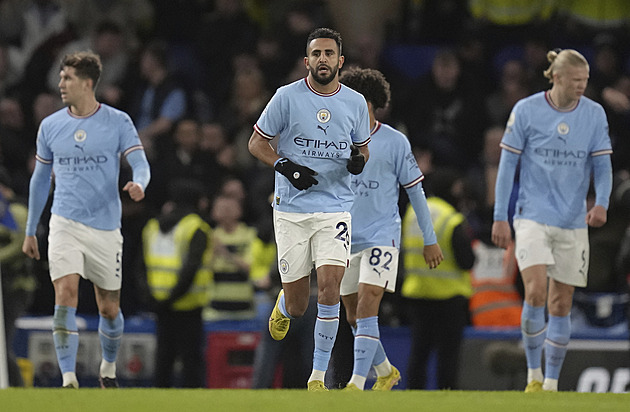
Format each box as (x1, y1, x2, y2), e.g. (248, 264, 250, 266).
(248, 27, 371, 391)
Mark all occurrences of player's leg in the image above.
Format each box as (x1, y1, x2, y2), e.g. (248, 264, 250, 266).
(348, 246, 400, 390)
(519, 264, 548, 392)
(269, 210, 314, 340)
(48, 215, 84, 388)
(543, 280, 575, 392)
(307, 212, 351, 390)
(308, 263, 344, 390)
(94, 286, 123, 388)
(344, 283, 384, 390)
(513, 219, 555, 392)
(52, 274, 81, 388)
(88, 225, 124, 388)
(542, 227, 588, 392)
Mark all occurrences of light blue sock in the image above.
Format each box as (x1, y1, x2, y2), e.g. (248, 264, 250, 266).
(352, 321, 388, 370)
(521, 302, 546, 369)
(312, 302, 339, 372)
(372, 340, 387, 366)
(544, 314, 571, 380)
(53, 305, 79, 374)
(99, 310, 124, 363)
(352, 316, 380, 379)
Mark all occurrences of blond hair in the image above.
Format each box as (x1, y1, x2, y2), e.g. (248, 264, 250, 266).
(543, 49, 589, 83)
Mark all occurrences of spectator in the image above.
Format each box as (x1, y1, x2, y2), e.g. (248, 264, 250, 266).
(0, 168, 35, 386)
(197, 0, 260, 109)
(205, 195, 260, 320)
(0, 98, 31, 197)
(485, 59, 531, 127)
(140, 178, 212, 388)
(61, 0, 154, 50)
(125, 40, 188, 161)
(401, 167, 475, 389)
(397, 48, 489, 172)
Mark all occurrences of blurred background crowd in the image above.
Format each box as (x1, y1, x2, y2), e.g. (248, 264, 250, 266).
(1, 0, 630, 335)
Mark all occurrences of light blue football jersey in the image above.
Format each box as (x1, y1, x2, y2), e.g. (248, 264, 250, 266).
(36, 104, 144, 230)
(254, 77, 371, 213)
(350, 121, 426, 253)
(500, 91, 612, 228)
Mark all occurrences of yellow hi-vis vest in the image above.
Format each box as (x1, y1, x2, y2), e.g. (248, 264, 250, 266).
(401, 197, 472, 300)
(143, 213, 213, 311)
(209, 223, 257, 312)
(557, 0, 630, 29)
(468, 0, 554, 25)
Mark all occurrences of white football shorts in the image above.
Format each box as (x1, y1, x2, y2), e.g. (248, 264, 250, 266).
(340, 246, 399, 296)
(48, 214, 123, 290)
(513, 218, 589, 287)
(273, 209, 351, 283)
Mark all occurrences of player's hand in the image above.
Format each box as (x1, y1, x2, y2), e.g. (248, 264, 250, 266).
(491, 220, 512, 249)
(423, 243, 444, 269)
(22, 235, 40, 260)
(586, 204, 607, 228)
(123, 181, 145, 202)
(274, 158, 318, 190)
(346, 144, 366, 175)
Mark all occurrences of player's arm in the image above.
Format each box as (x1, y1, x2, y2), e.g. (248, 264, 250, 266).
(491, 148, 519, 249)
(406, 182, 443, 268)
(586, 154, 613, 227)
(248, 129, 318, 190)
(124, 149, 151, 202)
(22, 161, 53, 259)
(248, 130, 280, 167)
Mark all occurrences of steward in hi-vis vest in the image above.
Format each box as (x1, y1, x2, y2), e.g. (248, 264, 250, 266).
(143, 213, 213, 311)
(141, 178, 212, 388)
(402, 196, 473, 300)
(469, 240, 522, 327)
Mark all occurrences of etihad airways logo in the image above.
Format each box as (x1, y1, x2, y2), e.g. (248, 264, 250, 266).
(58, 155, 108, 165)
(534, 147, 587, 166)
(294, 137, 348, 150)
(294, 136, 348, 158)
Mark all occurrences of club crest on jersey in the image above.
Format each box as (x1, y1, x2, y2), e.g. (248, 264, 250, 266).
(74, 129, 87, 142)
(317, 109, 331, 123)
(557, 122, 569, 135)
(279, 259, 290, 274)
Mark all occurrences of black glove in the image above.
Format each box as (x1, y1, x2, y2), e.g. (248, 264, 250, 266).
(347, 144, 366, 175)
(274, 158, 318, 190)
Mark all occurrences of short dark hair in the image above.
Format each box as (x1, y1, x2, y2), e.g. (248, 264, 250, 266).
(60, 51, 102, 89)
(339, 66, 391, 110)
(306, 27, 342, 56)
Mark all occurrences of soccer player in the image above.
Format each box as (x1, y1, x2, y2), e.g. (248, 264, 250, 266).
(248, 27, 371, 391)
(492, 49, 613, 392)
(22, 51, 151, 389)
(338, 67, 443, 391)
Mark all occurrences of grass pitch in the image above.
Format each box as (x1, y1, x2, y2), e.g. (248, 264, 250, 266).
(0, 388, 628, 412)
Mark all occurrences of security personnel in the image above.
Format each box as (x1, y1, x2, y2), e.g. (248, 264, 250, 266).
(142, 179, 212, 388)
(401, 168, 474, 390)
(469, 240, 522, 327)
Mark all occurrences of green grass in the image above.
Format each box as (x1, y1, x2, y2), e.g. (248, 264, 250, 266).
(1, 389, 629, 412)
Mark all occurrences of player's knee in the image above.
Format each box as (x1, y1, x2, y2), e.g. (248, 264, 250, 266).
(98, 305, 120, 320)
